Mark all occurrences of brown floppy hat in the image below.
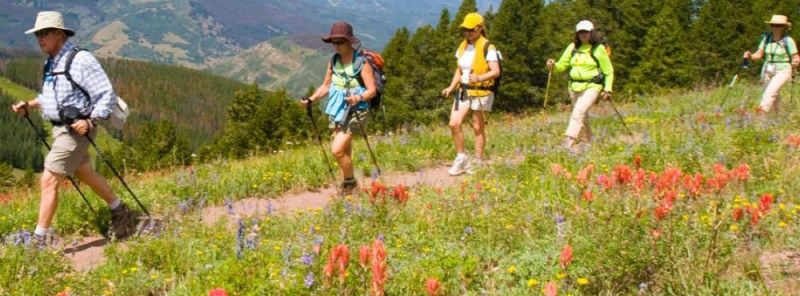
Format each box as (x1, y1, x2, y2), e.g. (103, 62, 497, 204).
(321, 21, 360, 44)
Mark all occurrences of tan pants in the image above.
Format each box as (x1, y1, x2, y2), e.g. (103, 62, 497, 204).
(565, 89, 599, 141)
(44, 126, 96, 176)
(760, 67, 792, 113)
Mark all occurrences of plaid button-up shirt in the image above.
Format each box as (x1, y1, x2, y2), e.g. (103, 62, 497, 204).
(38, 42, 117, 122)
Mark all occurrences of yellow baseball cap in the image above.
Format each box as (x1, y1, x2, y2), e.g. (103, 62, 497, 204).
(460, 12, 484, 29)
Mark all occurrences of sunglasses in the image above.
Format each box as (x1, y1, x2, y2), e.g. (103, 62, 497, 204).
(462, 28, 477, 33)
(35, 28, 55, 38)
(770, 24, 786, 28)
(331, 40, 347, 45)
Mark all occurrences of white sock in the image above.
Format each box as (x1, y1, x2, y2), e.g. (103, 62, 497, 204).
(108, 198, 122, 210)
(457, 153, 467, 159)
(34, 226, 48, 236)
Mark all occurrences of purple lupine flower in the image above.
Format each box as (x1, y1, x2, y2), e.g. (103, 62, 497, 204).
(309, 225, 316, 235)
(463, 226, 474, 235)
(371, 169, 380, 180)
(235, 219, 245, 259)
(377, 234, 385, 242)
(358, 153, 367, 161)
(266, 202, 273, 215)
(304, 272, 315, 288)
(555, 214, 566, 242)
(300, 253, 314, 266)
(225, 198, 234, 215)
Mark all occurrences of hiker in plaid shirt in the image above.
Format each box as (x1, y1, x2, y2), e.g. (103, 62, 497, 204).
(10, 11, 138, 247)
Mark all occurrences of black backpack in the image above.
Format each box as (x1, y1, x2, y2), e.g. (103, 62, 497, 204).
(330, 47, 386, 110)
(483, 42, 503, 95)
(763, 32, 791, 63)
(43, 47, 92, 100)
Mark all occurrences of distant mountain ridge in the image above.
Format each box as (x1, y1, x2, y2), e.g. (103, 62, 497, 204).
(0, 0, 500, 93)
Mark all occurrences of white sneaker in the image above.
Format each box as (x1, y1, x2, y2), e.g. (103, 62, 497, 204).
(448, 154, 469, 176)
(466, 158, 483, 175)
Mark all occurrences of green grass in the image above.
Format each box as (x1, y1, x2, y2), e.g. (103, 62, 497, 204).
(0, 76, 36, 100)
(3, 82, 800, 295)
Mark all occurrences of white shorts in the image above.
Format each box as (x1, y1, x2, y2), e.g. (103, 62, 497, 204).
(457, 93, 494, 111)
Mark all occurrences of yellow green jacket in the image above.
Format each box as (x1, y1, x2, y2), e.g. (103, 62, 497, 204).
(554, 43, 614, 93)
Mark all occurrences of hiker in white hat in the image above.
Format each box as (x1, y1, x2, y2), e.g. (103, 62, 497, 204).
(743, 15, 800, 113)
(546, 20, 614, 154)
(10, 11, 138, 248)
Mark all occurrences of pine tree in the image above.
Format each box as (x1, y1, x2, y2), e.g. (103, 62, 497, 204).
(491, 0, 545, 110)
(628, 0, 696, 93)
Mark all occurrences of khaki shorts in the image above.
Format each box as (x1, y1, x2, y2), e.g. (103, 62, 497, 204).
(457, 92, 494, 111)
(44, 125, 96, 176)
(329, 108, 369, 135)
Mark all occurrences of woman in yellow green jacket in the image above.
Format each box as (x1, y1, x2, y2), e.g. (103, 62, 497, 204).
(546, 20, 614, 153)
(441, 12, 501, 176)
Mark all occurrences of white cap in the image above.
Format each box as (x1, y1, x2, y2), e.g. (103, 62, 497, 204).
(575, 20, 594, 32)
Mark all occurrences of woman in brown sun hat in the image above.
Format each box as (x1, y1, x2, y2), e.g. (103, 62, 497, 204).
(300, 21, 377, 194)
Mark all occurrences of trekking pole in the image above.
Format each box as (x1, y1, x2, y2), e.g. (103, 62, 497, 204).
(84, 135, 150, 217)
(353, 109, 382, 177)
(606, 96, 634, 138)
(22, 113, 96, 214)
(543, 70, 553, 109)
(717, 58, 750, 110)
(303, 99, 337, 184)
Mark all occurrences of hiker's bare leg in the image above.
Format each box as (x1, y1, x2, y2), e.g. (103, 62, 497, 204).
(37, 170, 65, 229)
(471, 110, 486, 159)
(331, 131, 355, 179)
(449, 100, 471, 154)
(74, 162, 117, 204)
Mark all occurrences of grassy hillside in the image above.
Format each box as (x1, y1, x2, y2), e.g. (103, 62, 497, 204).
(2, 82, 800, 294)
(1, 55, 251, 149)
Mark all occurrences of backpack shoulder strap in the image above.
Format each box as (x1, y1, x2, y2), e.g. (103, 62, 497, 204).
(589, 44, 602, 66)
(52, 47, 91, 100)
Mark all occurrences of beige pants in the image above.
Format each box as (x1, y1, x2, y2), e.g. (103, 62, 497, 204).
(565, 89, 599, 141)
(760, 67, 792, 113)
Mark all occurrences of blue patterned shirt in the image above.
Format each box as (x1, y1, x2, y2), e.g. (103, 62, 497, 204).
(37, 42, 117, 122)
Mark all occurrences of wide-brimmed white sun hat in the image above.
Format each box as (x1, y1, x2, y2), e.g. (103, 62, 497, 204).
(765, 15, 791, 27)
(24, 11, 75, 37)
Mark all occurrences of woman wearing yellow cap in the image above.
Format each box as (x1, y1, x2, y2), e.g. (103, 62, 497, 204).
(441, 12, 501, 176)
(743, 15, 800, 113)
(546, 20, 614, 154)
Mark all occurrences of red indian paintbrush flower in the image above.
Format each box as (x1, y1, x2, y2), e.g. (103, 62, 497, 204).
(56, 292, 69, 296)
(654, 206, 670, 221)
(748, 206, 762, 227)
(559, 244, 573, 269)
(324, 244, 350, 283)
(370, 181, 387, 204)
(634, 168, 647, 193)
(544, 281, 558, 296)
(732, 207, 744, 222)
(390, 184, 410, 204)
(582, 189, 593, 202)
(425, 277, 441, 295)
(208, 288, 229, 296)
(370, 239, 388, 296)
(633, 154, 643, 168)
(787, 134, 800, 148)
(613, 164, 633, 185)
(596, 174, 614, 191)
(759, 193, 774, 213)
(732, 164, 750, 182)
(654, 167, 682, 193)
(683, 173, 703, 197)
(359, 245, 371, 268)
(575, 163, 594, 186)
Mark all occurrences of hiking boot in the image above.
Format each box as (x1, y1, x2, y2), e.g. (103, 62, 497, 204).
(466, 158, 484, 175)
(111, 202, 139, 240)
(341, 178, 358, 196)
(563, 136, 581, 154)
(448, 154, 469, 176)
(32, 233, 47, 249)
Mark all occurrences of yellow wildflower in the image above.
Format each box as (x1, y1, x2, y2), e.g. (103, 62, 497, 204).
(508, 265, 517, 274)
(577, 277, 590, 285)
(527, 278, 539, 287)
